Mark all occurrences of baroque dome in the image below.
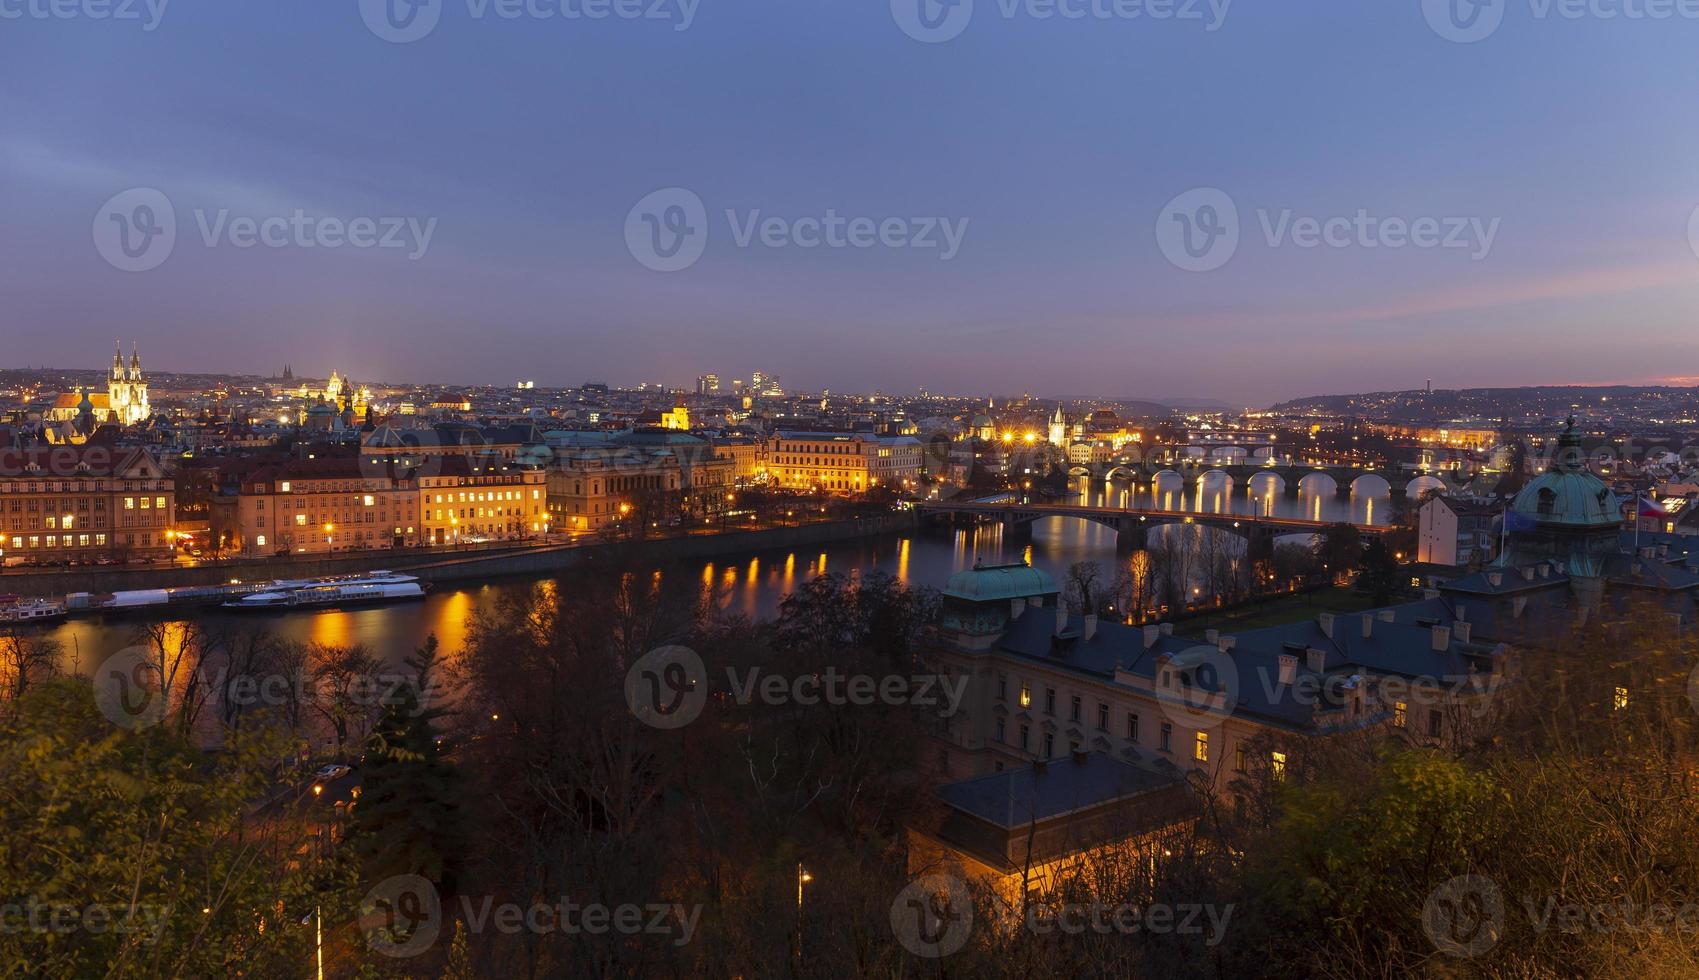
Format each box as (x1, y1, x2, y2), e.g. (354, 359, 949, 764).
(1510, 419, 1619, 528)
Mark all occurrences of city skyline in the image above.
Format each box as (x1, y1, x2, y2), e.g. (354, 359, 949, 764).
(5, 3, 1698, 403)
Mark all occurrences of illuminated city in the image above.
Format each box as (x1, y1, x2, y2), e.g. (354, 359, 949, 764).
(5, 4, 1699, 977)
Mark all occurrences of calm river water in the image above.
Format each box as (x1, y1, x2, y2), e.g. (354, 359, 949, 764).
(42, 483, 1388, 667)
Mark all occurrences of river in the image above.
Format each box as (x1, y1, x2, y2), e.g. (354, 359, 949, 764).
(39, 483, 1387, 667)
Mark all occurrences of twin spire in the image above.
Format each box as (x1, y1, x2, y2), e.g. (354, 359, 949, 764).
(112, 341, 142, 381)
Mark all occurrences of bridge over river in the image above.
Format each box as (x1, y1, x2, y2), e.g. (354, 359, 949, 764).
(1066, 460, 1468, 502)
(917, 499, 1392, 561)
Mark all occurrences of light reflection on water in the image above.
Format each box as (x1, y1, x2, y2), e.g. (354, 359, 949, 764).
(44, 485, 1388, 667)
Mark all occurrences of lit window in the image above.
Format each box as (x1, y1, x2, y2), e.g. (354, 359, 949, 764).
(1393, 701, 1407, 728)
(1019, 683, 1031, 708)
(1614, 687, 1629, 711)
(1194, 731, 1209, 763)
(1271, 751, 1287, 781)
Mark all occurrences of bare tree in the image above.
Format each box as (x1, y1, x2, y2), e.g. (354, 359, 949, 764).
(0, 629, 61, 713)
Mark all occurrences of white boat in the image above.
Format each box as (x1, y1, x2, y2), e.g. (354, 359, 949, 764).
(0, 599, 68, 625)
(222, 578, 427, 611)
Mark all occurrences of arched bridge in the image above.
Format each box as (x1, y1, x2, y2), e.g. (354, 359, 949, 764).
(1066, 460, 1465, 501)
(918, 500, 1393, 562)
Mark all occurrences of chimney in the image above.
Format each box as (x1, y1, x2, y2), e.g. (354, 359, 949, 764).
(1361, 616, 1374, 639)
(1143, 625, 1161, 649)
(1011, 597, 1027, 619)
(1488, 571, 1503, 587)
(1318, 613, 1335, 638)
(1056, 605, 1068, 636)
(1160, 623, 1174, 636)
(1306, 648, 1325, 673)
(1278, 654, 1297, 685)
(1378, 609, 1396, 623)
(1422, 588, 1441, 600)
(1455, 604, 1467, 623)
(1455, 621, 1472, 643)
(1522, 566, 1536, 581)
(1217, 635, 1236, 654)
(1084, 615, 1099, 642)
(1431, 625, 1452, 651)
(1205, 629, 1220, 645)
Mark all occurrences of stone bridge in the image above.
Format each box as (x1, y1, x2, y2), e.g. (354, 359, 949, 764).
(1065, 460, 1465, 501)
(918, 500, 1392, 561)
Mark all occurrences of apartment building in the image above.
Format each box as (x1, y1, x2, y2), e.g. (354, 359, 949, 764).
(0, 443, 176, 562)
(767, 430, 922, 493)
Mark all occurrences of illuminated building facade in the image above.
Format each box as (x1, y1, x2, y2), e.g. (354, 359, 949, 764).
(767, 431, 922, 494)
(0, 444, 175, 562)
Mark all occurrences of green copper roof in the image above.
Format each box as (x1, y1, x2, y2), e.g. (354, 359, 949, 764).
(1510, 418, 1620, 528)
(943, 562, 1058, 602)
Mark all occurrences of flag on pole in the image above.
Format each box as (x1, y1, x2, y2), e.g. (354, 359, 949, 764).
(1503, 509, 1538, 534)
(1638, 496, 1667, 519)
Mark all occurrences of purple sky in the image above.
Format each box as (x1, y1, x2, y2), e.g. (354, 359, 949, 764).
(4, 1, 1698, 405)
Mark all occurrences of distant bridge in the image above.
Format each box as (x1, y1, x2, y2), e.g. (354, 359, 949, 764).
(1065, 460, 1468, 501)
(917, 499, 1393, 560)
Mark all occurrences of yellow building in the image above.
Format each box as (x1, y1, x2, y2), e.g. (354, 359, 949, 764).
(766, 431, 923, 494)
(545, 447, 734, 532)
(0, 444, 174, 563)
(418, 456, 548, 545)
(233, 457, 420, 556)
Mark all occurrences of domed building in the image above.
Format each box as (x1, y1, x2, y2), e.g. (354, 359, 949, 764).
(1497, 418, 1621, 581)
(941, 561, 1060, 650)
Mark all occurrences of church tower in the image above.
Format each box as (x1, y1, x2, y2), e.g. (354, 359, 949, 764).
(1048, 404, 1067, 446)
(107, 342, 150, 426)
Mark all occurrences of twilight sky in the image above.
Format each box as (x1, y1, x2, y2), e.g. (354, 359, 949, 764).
(3, 0, 1698, 406)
